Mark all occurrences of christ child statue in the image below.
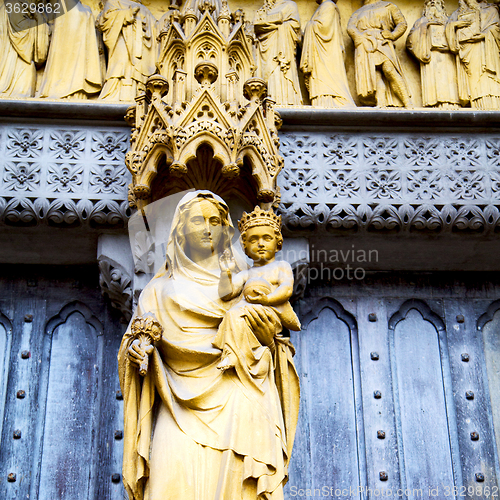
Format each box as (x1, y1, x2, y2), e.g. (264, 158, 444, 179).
(213, 206, 301, 372)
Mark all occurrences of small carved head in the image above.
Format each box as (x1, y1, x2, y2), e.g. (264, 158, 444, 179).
(238, 207, 283, 263)
(423, 0, 447, 19)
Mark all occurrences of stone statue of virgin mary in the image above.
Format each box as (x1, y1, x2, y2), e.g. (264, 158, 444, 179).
(119, 191, 299, 500)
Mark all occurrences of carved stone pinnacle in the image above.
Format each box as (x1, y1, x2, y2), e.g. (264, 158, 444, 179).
(194, 61, 219, 85)
(221, 163, 240, 179)
(146, 75, 170, 98)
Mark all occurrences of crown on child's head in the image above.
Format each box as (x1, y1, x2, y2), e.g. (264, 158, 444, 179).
(238, 206, 282, 235)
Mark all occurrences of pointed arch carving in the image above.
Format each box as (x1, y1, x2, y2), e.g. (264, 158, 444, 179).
(477, 299, 500, 331)
(0, 309, 13, 446)
(177, 133, 232, 167)
(388, 298, 445, 332)
(477, 298, 500, 465)
(45, 301, 103, 336)
(126, 8, 282, 210)
(138, 145, 174, 190)
(289, 297, 366, 492)
(150, 143, 259, 209)
(36, 300, 104, 499)
(0, 310, 12, 333)
(388, 299, 460, 494)
(300, 296, 357, 332)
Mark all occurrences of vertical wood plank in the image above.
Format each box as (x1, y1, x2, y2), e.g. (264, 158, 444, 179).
(0, 284, 47, 500)
(390, 305, 455, 495)
(287, 300, 361, 498)
(285, 305, 312, 497)
(482, 308, 500, 468)
(450, 299, 500, 498)
(0, 315, 12, 452)
(95, 307, 126, 500)
(357, 297, 401, 496)
(37, 310, 101, 500)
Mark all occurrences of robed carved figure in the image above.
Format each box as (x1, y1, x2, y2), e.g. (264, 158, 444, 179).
(254, 0, 303, 105)
(347, 0, 412, 107)
(119, 191, 300, 500)
(300, 0, 355, 107)
(97, 0, 157, 102)
(407, 0, 460, 109)
(38, 1, 103, 99)
(446, 0, 500, 110)
(0, 3, 49, 97)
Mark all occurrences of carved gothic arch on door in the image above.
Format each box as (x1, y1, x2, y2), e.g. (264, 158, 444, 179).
(288, 297, 367, 494)
(388, 299, 462, 494)
(0, 310, 12, 451)
(33, 301, 105, 500)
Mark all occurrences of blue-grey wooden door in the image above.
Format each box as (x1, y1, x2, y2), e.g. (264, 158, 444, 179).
(2, 267, 500, 500)
(0, 265, 125, 500)
(286, 272, 500, 500)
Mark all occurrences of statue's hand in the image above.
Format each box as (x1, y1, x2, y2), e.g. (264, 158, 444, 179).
(455, 19, 472, 28)
(244, 305, 279, 346)
(127, 339, 154, 368)
(219, 249, 236, 274)
(246, 290, 270, 306)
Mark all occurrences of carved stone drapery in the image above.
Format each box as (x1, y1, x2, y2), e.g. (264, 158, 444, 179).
(98, 258, 133, 322)
(97, 234, 134, 321)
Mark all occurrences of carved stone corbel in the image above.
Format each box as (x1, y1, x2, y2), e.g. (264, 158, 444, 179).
(130, 229, 156, 309)
(97, 234, 134, 322)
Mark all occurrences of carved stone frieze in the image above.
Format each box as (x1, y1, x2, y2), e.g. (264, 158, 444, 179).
(0, 124, 131, 227)
(278, 131, 500, 233)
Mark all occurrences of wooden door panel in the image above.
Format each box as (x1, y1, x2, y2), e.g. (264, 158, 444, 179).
(444, 299, 499, 498)
(0, 266, 125, 500)
(287, 299, 363, 497)
(37, 308, 102, 500)
(357, 297, 401, 494)
(289, 275, 500, 500)
(477, 301, 500, 492)
(0, 292, 48, 500)
(482, 307, 500, 461)
(390, 304, 455, 494)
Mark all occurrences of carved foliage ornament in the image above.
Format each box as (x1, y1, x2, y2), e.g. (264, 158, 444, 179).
(278, 132, 500, 234)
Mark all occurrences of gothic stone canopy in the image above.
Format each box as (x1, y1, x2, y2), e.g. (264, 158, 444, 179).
(125, 8, 283, 211)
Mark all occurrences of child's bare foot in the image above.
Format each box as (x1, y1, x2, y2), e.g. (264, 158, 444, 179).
(217, 356, 235, 371)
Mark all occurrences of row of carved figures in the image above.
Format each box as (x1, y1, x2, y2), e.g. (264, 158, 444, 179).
(1, 0, 500, 109)
(255, 0, 500, 109)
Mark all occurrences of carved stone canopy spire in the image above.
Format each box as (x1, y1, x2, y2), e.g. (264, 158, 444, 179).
(125, 6, 284, 212)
